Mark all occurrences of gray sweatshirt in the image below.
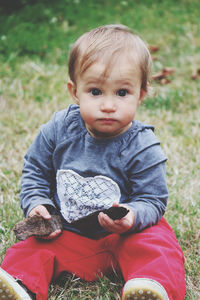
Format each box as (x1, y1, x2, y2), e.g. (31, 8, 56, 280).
(20, 104, 168, 238)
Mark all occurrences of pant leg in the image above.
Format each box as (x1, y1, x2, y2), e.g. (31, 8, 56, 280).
(1, 237, 54, 300)
(1, 231, 116, 300)
(112, 218, 186, 300)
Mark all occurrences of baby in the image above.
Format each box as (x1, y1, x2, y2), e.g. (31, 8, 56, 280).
(0, 24, 185, 300)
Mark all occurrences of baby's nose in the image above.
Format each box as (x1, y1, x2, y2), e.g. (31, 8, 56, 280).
(100, 97, 116, 112)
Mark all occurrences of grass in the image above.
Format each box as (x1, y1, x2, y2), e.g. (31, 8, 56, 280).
(0, 0, 200, 299)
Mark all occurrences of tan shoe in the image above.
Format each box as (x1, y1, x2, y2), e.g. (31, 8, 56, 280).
(0, 267, 32, 300)
(122, 278, 169, 300)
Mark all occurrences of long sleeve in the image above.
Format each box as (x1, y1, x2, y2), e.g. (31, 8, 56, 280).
(127, 159, 168, 232)
(20, 119, 56, 217)
(121, 127, 168, 233)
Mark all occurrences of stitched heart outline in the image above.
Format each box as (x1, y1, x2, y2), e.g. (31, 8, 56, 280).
(57, 169, 121, 223)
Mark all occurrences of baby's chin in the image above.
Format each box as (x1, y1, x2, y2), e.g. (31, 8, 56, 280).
(90, 124, 132, 139)
(88, 129, 124, 139)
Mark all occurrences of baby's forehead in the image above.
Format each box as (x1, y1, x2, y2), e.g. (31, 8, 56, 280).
(79, 57, 141, 83)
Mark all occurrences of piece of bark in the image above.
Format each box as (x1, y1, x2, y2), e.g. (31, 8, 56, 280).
(13, 215, 63, 241)
(71, 206, 129, 233)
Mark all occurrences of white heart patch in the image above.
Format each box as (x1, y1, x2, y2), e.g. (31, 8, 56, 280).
(57, 169, 121, 223)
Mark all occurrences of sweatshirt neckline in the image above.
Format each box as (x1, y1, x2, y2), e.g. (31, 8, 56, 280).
(80, 120, 137, 144)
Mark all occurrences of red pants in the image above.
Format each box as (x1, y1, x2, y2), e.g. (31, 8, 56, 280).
(1, 218, 185, 300)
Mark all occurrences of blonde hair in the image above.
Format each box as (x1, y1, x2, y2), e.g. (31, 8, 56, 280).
(68, 24, 152, 92)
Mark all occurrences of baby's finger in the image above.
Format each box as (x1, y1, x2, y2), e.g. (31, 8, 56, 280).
(98, 212, 120, 232)
(98, 212, 113, 226)
(37, 206, 51, 220)
(39, 229, 62, 240)
(29, 205, 51, 220)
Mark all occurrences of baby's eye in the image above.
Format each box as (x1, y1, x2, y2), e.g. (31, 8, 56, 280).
(90, 88, 102, 96)
(117, 89, 128, 97)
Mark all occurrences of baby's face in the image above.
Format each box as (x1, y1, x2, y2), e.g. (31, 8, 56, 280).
(73, 56, 145, 138)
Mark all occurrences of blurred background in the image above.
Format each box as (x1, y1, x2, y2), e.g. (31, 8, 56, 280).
(0, 1, 199, 299)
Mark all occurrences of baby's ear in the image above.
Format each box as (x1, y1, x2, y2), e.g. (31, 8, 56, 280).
(138, 89, 146, 105)
(67, 81, 79, 105)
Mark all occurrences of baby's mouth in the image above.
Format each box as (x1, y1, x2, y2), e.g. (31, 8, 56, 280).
(98, 118, 116, 124)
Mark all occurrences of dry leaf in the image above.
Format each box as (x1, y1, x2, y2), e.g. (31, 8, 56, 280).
(191, 68, 200, 80)
(149, 45, 160, 53)
(162, 67, 175, 75)
(152, 67, 175, 83)
(160, 78, 171, 85)
(152, 72, 166, 81)
(191, 74, 199, 80)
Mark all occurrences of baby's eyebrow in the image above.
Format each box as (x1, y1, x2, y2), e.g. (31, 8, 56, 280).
(86, 79, 100, 84)
(84, 74, 136, 87)
(114, 79, 134, 87)
(85, 77, 105, 85)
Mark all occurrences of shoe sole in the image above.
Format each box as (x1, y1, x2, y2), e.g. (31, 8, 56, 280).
(0, 268, 31, 300)
(122, 278, 169, 300)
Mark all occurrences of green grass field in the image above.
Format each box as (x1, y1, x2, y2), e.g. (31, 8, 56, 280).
(0, 0, 200, 299)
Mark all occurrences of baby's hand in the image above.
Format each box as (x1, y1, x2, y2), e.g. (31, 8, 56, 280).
(98, 203, 135, 234)
(29, 205, 61, 240)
